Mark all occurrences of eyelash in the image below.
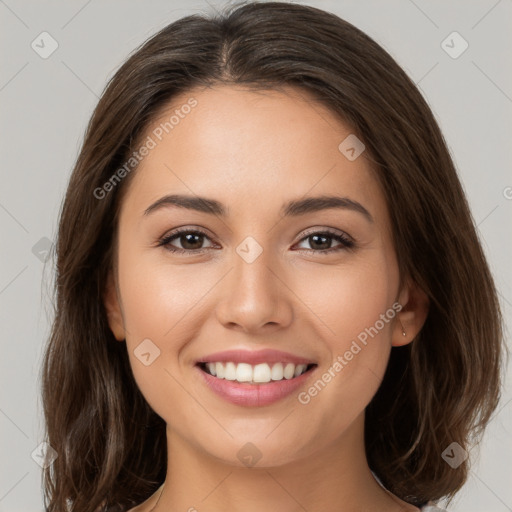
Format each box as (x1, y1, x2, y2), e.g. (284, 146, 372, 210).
(157, 227, 355, 255)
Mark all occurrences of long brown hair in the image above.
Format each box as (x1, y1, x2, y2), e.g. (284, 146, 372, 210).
(41, 1, 506, 510)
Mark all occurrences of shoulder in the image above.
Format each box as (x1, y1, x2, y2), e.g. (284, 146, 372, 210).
(420, 504, 448, 511)
(95, 504, 140, 512)
(370, 471, 448, 512)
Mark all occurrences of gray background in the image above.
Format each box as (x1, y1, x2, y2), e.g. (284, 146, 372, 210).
(1, 1, 511, 510)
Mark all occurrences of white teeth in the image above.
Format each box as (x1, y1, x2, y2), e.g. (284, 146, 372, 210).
(215, 362, 225, 379)
(224, 362, 237, 380)
(235, 363, 253, 382)
(294, 364, 305, 377)
(271, 362, 284, 380)
(202, 362, 309, 383)
(283, 363, 295, 379)
(253, 363, 271, 383)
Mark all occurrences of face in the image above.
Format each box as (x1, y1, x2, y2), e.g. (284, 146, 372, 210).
(105, 85, 421, 467)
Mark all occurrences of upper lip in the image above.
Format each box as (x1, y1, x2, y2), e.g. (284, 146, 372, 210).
(196, 349, 316, 366)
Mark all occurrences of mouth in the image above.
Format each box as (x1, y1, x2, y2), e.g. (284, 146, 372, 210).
(196, 361, 318, 385)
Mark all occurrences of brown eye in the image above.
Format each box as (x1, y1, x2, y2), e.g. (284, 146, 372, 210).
(158, 229, 215, 254)
(175, 232, 205, 250)
(295, 230, 354, 254)
(157, 228, 355, 255)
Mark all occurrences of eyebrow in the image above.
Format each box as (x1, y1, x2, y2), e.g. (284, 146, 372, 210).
(143, 194, 373, 223)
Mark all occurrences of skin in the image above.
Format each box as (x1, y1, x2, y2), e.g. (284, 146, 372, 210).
(104, 85, 429, 512)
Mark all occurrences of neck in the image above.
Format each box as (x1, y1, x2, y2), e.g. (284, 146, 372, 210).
(148, 413, 419, 512)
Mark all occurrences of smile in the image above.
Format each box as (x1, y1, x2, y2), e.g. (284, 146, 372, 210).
(195, 361, 318, 407)
(198, 361, 315, 384)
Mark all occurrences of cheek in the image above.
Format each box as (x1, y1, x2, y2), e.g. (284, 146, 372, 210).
(118, 251, 212, 341)
(115, 248, 212, 401)
(299, 256, 397, 401)
(302, 257, 396, 343)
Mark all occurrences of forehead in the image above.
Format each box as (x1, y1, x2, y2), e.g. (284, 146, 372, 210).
(120, 84, 388, 226)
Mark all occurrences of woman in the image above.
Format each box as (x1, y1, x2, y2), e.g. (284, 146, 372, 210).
(41, 2, 505, 511)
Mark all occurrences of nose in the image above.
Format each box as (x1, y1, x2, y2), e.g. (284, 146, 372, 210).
(215, 245, 294, 334)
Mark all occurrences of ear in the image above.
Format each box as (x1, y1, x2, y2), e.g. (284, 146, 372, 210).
(392, 278, 430, 347)
(103, 269, 126, 341)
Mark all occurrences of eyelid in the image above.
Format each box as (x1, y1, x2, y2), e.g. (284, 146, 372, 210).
(298, 226, 353, 243)
(157, 225, 355, 254)
(156, 226, 216, 252)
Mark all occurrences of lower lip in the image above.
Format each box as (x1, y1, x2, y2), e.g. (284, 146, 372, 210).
(195, 364, 317, 407)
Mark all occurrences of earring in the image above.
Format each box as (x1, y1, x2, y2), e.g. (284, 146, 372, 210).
(399, 320, 406, 337)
